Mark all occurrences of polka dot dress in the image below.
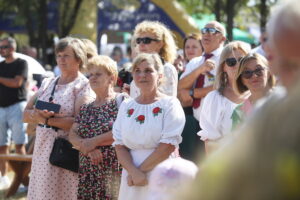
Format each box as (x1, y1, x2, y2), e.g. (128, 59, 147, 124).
(27, 74, 93, 200)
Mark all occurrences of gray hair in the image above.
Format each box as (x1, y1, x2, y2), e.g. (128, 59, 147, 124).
(267, 0, 300, 47)
(0, 37, 17, 50)
(55, 37, 87, 71)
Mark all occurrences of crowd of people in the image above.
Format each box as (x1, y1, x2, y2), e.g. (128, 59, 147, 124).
(0, 0, 299, 199)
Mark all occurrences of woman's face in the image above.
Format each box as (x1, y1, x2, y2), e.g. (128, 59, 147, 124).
(88, 66, 113, 92)
(132, 61, 160, 91)
(223, 49, 245, 85)
(136, 32, 163, 54)
(184, 38, 202, 61)
(241, 59, 269, 92)
(56, 46, 80, 72)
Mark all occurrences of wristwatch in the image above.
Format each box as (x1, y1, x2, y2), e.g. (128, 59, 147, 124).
(189, 89, 194, 98)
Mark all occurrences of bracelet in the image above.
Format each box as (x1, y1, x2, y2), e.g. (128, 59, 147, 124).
(189, 89, 194, 98)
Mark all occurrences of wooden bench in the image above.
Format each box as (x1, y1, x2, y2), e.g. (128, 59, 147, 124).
(0, 135, 35, 198)
(0, 154, 32, 198)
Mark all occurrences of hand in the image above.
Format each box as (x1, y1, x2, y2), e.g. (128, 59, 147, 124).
(87, 149, 103, 166)
(122, 83, 130, 94)
(35, 108, 55, 119)
(131, 169, 148, 186)
(178, 89, 193, 107)
(127, 175, 134, 186)
(199, 59, 215, 75)
(80, 138, 97, 155)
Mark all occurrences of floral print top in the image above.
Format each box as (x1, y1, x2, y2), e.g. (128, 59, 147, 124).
(75, 98, 122, 200)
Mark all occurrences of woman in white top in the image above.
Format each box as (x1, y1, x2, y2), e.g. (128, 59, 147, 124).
(131, 20, 178, 97)
(233, 53, 276, 116)
(198, 41, 251, 154)
(113, 53, 185, 200)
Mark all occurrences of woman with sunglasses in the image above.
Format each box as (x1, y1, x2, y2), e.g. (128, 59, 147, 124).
(198, 41, 251, 154)
(131, 20, 178, 97)
(233, 53, 276, 116)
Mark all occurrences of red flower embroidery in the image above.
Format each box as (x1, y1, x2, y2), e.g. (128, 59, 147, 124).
(127, 109, 134, 117)
(152, 107, 162, 117)
(136, 115, 145, 124)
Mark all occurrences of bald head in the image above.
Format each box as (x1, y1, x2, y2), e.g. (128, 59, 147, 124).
(267, 0, 300, 91)
(206, 21, 226, 37)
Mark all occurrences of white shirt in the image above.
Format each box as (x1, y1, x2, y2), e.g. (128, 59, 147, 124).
(198, 90, 239, 141)
(179, 47, 223, 120)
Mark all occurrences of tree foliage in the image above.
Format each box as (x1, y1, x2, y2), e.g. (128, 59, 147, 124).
(0, 0, 84, 65)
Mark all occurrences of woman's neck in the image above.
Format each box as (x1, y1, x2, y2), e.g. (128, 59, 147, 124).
(137, 89, 163, 104)
(94, 87, 116, 106)
(59, 71, 79, 84)
(249, 86, 270, 104)
(224, 86, 248, 104)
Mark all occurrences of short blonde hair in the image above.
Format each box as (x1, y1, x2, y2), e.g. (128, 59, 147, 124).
(214, 41, 251, 95)
(133, 21, 177, 63)
(87, 55, 118, 84)
(81, 38, 98, 59)
(55, 37, 87, 71)
(234, 53, 276, 94)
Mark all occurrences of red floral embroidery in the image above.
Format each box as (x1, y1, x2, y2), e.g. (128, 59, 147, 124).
(127, 109, 134, 117)
(136, 115, 145, 124)
(152, 107, 162, 117)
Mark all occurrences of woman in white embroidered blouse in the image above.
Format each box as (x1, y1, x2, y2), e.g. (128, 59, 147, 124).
(198, 41, 251, 154)
(113, 53, 185, 200)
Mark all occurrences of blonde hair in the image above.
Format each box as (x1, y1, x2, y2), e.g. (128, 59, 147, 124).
(214, 41, 251, 95)
(133, 21, 177, 63)
(132, 53, 164, 87)
(81, 38, 98, 59)
(234, 53, 276, 94)
(55, 37, 87, 71)
(87, 55, 118, 84)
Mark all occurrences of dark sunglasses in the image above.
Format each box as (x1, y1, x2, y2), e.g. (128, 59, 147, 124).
(136, 37, 159, 44)
(0, 45, 10, 49)
(241, 67, 265, 79)
(201, 27, 221, 35)
(225, 57, 243, 67)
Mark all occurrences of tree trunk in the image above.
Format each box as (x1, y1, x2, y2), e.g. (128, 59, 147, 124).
(259, 0, 268, 32)
(226, 0, 236, 41)
(37, 0, 48, 65)
(214, 0, 222, 22)
(59, 0, 83, 37)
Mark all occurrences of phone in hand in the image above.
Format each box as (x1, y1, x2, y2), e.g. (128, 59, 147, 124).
(35, 100, 61, 113)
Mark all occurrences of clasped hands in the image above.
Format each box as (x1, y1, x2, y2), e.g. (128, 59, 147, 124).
(31, 108, 55, 124)
(77, 138, 103, 166)
(127, 168, 148, 187)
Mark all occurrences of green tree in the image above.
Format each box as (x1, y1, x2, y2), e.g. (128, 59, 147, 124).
(0, 0, 84, 65)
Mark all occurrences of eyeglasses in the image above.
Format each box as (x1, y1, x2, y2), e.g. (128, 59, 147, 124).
(241, 67, 265, 79)
(201, 27, 221, 35)
(136, 37, 160, 44)
(225, 57, 243, 67)
(0, 45, 10, 49)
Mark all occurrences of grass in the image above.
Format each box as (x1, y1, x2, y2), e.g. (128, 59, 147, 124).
(0, 172, 27, 200)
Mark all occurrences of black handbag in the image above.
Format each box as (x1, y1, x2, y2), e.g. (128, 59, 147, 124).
(49, 137, 79, 173)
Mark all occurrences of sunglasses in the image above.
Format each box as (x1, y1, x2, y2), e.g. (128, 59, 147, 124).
(201, 27, 221, 35)
(241, 67, 265, 79)
(0, 45, 10, 49)
(136, 37, 160, 44)
(225, 57, 243, 67)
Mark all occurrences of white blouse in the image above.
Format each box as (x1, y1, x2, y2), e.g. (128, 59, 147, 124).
(198, 90, 240, 141)
(113, 96, 185, 149)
